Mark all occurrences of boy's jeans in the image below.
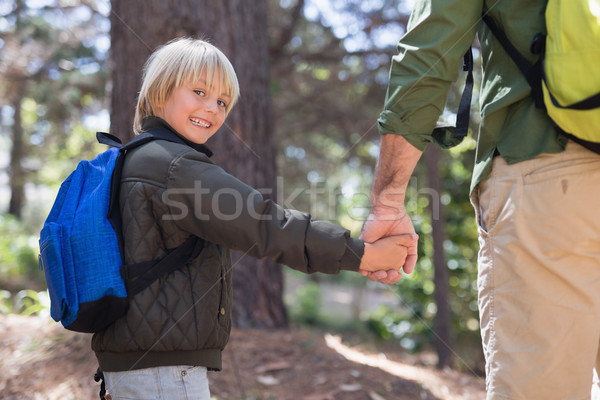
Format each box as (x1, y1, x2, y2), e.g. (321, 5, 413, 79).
(471, 141, 600, 400)
(104, 365, 210, 400)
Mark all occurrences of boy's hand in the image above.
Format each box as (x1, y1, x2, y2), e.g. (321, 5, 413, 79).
(358, 234, 415, 275)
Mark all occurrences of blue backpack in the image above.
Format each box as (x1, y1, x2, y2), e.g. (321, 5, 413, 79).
(38, 129, 202, 333)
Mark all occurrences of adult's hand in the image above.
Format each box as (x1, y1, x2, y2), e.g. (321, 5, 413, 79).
(359, 205, 418, 284)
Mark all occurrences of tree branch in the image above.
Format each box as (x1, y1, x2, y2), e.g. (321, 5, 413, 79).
(269, 0, 305, 59)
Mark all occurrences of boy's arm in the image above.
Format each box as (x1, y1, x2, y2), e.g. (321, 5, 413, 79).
(165, 152, 364, 274)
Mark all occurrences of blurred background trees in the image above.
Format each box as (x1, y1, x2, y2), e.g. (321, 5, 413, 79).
(0, 0, 483, 372)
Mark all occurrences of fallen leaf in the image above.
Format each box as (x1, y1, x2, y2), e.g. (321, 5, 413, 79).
(254, 361, 292, 374)
(302, 392, 335, 400)
(256, 375, 279, 386)
(340, 383, 362, 392)
(369, 390, 387, 400)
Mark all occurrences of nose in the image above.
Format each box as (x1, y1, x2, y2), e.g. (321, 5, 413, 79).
(203, 97, 218, 113)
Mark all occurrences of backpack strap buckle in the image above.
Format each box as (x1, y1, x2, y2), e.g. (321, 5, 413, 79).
(530, 33, 546, 55)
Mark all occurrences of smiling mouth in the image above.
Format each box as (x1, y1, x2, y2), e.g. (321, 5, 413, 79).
(190, 117, 211, 128)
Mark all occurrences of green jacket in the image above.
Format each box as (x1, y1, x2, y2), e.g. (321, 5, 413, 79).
(92, 117, 364, 372)
(378, 0, 567, 192)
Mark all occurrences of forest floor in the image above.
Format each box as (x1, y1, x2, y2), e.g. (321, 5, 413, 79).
(0, 313, 486, 400)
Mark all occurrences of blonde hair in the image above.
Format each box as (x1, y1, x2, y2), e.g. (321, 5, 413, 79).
(133, 37, 240, 135)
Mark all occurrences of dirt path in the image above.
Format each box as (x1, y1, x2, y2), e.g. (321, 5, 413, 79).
(0, 314, 485, 399)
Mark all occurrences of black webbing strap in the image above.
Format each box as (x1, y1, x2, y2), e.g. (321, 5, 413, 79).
(96, 131, 123, 148)
(454, 49, 475, 140)
(547, 85, 600, 110)
(482, 14, 600, 111)
(481, 13, 545, 109)
(452, 13, 600, 154)
(454, 13, 546, 142)
(482, 13, 600, 154)
(121, 235, 204, 297)
(104, 128, 189, 250)
(96, 128, 204, 298)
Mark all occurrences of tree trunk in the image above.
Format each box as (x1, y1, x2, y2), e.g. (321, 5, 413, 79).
(424, 145, 452, 369)
(110, 0, 286, 328)
(8, 81, 26, 218)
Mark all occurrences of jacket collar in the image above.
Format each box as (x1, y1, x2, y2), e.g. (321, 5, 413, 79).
(141, 116, 214, 157)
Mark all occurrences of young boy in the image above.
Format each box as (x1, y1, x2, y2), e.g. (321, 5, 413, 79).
(93, 37, 414, 400)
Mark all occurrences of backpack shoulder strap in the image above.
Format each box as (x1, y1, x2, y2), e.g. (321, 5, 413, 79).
(104, 128, 202, 285)
(482, 14, 534, 77)
(96, 132, 123, 148)
(121, 235, 204, 297)
(121, 127, 188, 152)
(105, 127, 188, 240)
(482, 13, 545, 108)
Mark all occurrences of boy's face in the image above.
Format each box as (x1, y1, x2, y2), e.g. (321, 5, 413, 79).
(157, 70, 230, 144)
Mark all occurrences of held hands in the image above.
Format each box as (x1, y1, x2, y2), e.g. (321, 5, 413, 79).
(358, 234, 416, 274)
(359, 205, 418, 284)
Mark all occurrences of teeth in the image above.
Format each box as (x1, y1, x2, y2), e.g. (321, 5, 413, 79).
(190, 117, 210, 128)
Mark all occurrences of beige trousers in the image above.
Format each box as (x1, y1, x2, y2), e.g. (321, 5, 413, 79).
(471, 141, 600, 400)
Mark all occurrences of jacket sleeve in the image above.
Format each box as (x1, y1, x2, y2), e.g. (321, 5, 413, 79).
(378, 0, 483, 150)
(163, 151, 364, 274)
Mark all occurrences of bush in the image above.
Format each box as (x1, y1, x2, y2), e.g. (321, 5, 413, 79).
(291, 281, 322, 326)
(365, 304, 429, 353)
(0, 289, 50, 317)
(0, 214, 42, 288)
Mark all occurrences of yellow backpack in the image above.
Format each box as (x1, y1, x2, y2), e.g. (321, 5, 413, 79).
(543, 0, 600, 143)
(482, 0, 600, 148)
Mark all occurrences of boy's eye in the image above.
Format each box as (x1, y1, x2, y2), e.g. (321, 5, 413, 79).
(193, 89, 205, 96)
(217, 99, 227, 108)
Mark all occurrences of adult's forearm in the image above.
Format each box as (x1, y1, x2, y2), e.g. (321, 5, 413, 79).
(371, 134, 423, 211)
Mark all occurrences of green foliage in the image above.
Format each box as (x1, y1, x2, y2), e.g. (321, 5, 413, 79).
(365, 305, 430, 352)
(36, 122, 106, 186)
(13, 289, 50, 316)
(0, 214, 41, 287)
(0, 213, 50, 317)
(291, 281, 323, 326)
(0, 290, 12, 314)
(0, 289, 49, 316)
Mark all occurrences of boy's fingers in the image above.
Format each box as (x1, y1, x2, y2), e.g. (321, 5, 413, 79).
(380, 270, 402, 284)
(359, 269, 403, 284)
(359, 270, 382, 280)
(370, 270, 389, 280)
(360, 270, 388, 281)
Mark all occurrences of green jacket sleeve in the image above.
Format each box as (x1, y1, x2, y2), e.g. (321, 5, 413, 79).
(378, 0, 483, 150)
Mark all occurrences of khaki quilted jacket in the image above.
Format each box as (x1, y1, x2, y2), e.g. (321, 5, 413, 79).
(91, 117, 364, 372)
